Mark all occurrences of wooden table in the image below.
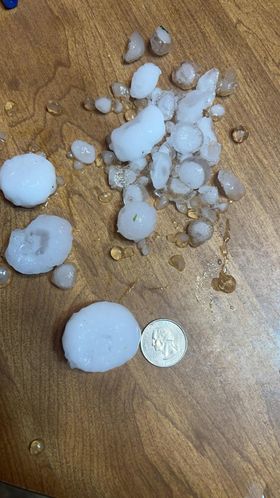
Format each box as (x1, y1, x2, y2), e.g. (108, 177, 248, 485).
(0, 1, 280, 497)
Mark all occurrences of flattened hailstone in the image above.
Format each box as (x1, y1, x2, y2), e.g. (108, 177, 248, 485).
(117, 201, 157, 241)
(172, 61, 200, 90)
(179, 161, 205, 189)
(217, 170, 246, 201)
(123, 31, 145, 63)
(130, 63, 162, 99)
(197, 68, 219, 93)
(5, 214, 73, 275)
(51, 263, 77, 289)
(62, 302, 141, 373)
(157, 91, 176, 121)
(199, 185, 219, 205)
(176, 90, 215, 124)
(150, 151, 172, 189)
(71, 140, 96, 164)
(188, 219, 214, 247)
(0, 153, 56, 208)
(169, 123, 203, 154)
(150, 26, 172, 56)
(111, 105, 165, 162)
(95, 97, 112, 114)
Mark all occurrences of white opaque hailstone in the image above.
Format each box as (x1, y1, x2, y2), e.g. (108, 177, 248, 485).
(179, 161, 205, 189)
(198, 116, 217, 144)
(199, 185, 219, 205)
(123, 31, 145, 63)
(210, 104, 225, 119)
(108, 166, 137, 190)
(71, 140, 96, 164)
(150, 151, 172, 189)
(62, 301, 141, 372)
(111, 105, 165, 162)
(5, 214, 73, 275)
(149, 87, 163, 104)
(176, 90, 215, 124)
(169, 177, 191, 195)
(128, 157, 147, 172)
(217, 170, 246, 201)
(117, 201, 157, 241)
(130, 63, 162, 99)
(188, 219, 214, 247)
(0, 153, 56, 208)
(157, 91, 176, 120)
(95, 97, 112, 114)
(123, 183, 145, 203)
(51, 263, 77, 289)
(197, 68, 219, 93)
(169, 123, 203, 154)
(101, 150, 116, 166)
(200, 141, 221, 165)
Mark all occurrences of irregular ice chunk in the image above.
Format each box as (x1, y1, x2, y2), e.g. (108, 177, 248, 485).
(197, 68, 219, 93)
(176, 90, 215, 124)
(108, 166, 137, 190)
(123, 183, 145, 203)
(150, 151, 172, 189)
(111, 105, 165, 162)
(217, 170, 245, 201)
(130, 63, 162, 99)
(51, 263, 77, 289)
(71, 140, 96, 164)
(124, 32, 145, 63)
(62, 301, 141, 372)
(150, 26, 172, 56)
(157, 91, 176, 120)
(198, 185, 219, 205)
(179, 161, 205, 189)
(5, 215, 73, 274)
(0, 153, 56, 208)
(117, 201, 157, 241)
(169, 177, 191, 195)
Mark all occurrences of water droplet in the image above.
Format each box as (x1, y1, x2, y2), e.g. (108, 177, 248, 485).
(231, 125, 249, 144)
(166, 233, 177, 243)
(175, 232, 189, 248)
(98, 191, 112, 204)
(110, 246, 124, 261)
(95, 156, 104, 168)
(212, 272, 236, 293)
(4, 100, 17, 117)
(46, 100, 63, 116)
(29, 439, 45, 455)
(83, 96, 95, 111)
(123, 246, 135, 258)
(0, 265, 12, 288)
(168, 254, 186, 272)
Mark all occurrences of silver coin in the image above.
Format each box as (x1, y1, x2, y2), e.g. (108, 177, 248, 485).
(140, 319, 187, 367)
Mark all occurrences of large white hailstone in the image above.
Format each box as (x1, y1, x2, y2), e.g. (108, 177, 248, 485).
(217, 170, 246, 201)
(199, 185, 219, 205)
(117, 201, 157, 241)
(176, 90, 215, 123)
(0, 153, 56, 208)
(71, 140, 96, 164)
(150, 151, 172, 189)
(169, 123, 203, 154)
(157, 91, 176, 120)
(188, 219, 214, 247)
(197, 68, 219, 93)
(5, 214, 73, 274)
(123, 31, 145, 63)
(130, 63, 162, 99)
(111, 105, 165, 162)
(62, 302, 141, 373)
(179, 161, 205, 189)
(51, 263, 77, 289)
(94, 97, 112, 114)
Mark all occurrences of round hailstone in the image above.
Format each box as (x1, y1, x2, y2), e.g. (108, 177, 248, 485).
(51, 263, 77, 289)
(94, 97, 112, 114)
(111, 82, 130, 99)
(101, 150, 116, 166)
(199, 185, 219, 205)
(209, 104, 225, 120)
(179, 161, 205, 189)
(117, 201, 157, 241)
(71, 140, 96, 164)
(123, 31, 145, 63)
(5, 214, 73, 274)
(0, 153, 56, 208)
(150, 26, 172, 56)
(217, 170, 245, 201)
(170, 123, 203, 154)
(62, 301, 141, 372)
(188, 219, 214, 247)
(111, 105, 165, 162)
(130, 63, 162, 99)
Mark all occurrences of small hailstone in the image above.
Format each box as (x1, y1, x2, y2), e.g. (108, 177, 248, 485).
(217, 170, 245, 201)
(117, 201, 157, 241)
(200, 141, 221, 165)
(157, 91, 176, 120)
(209, 104, 225, 121)
(71, 140, 96, 164)
(111, 82, 130, 99)
(123, 183, 145, 203)
(188, 219, 214, 247)
(5, 214, 73, 275)
(137, 239, 150, 256)
(130, 63, 162, 99)
(0, 265, 11, 287)
(108, 166, 137, 190)
(62, 301, 141, 372)
(201, 207, 218, 223)
(128, 157, 147, 172)
(51, 263, 77, 289)
(123, 31, 145, 63)
(150, 26, 172, 56)
(217, 68, 237, 97)
(169, 178, 191, 196)
(172, 61, 200, 90)
(169, 123, 203, 154)
(198, 185, 219, 205)
(179, 161, 205, 189)
(95, 97, 112, 114)
(176, 90, 215, 124)
(111, 105, 165, 162)
(150, 151, 172, 189)
(197, 68, 219, 93)
(102, 150, 117, 166)
(113, 99, 123, 113)
(175, 201, 188, 214)
(0, 153, 56, 208)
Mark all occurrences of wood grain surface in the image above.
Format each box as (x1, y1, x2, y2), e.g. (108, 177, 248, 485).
(0, 1, 280, 497)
